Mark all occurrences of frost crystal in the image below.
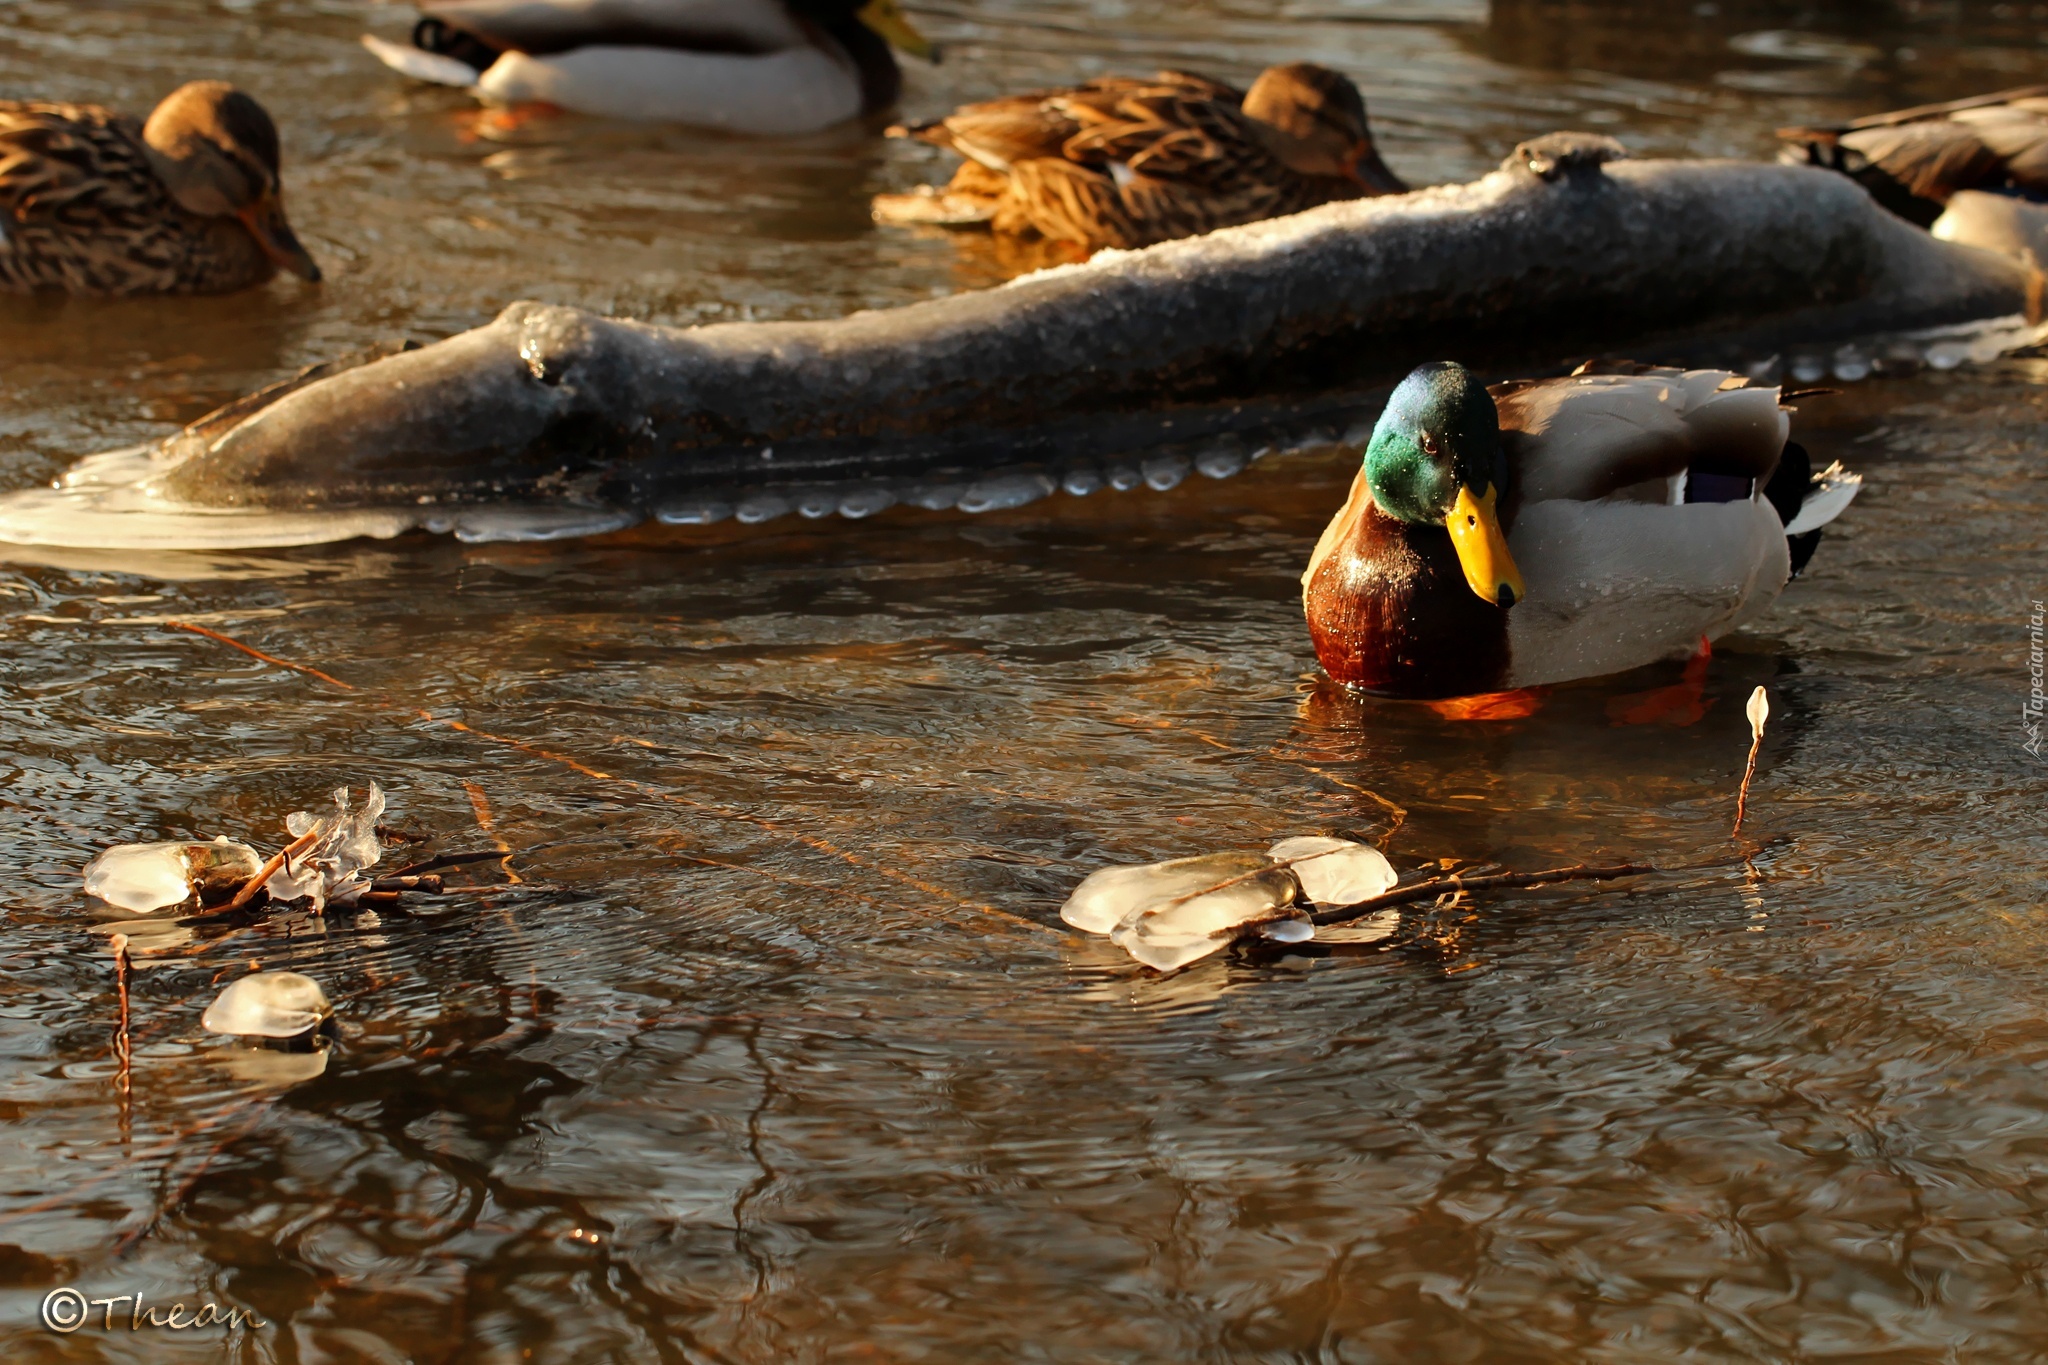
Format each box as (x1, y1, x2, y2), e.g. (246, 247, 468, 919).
(264, 783, 386, 910)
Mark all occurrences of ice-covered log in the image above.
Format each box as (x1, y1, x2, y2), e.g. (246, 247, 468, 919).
(130, 154, 2039, 511)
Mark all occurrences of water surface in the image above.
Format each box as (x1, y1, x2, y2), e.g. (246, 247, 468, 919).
(2, 2, 2046, 1361)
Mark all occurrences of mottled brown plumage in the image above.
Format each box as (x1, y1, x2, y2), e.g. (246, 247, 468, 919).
(0, 81, 319, 296)
(1779, 84, 2048, 228)
(873, 63, 1405, 251)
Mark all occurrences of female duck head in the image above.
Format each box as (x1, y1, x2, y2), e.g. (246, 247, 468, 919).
(1242, 63, 1404, 193)
(1364, 361, 1525, 607)
(141, 82, 320, 282)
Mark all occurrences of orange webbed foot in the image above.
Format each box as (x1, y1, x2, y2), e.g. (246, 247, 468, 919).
(1606, 637, 1715, 727)
(1424, 687, 1549, 722)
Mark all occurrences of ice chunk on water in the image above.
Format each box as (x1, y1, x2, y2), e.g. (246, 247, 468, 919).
(82, 837, 263, 913)
(265, 784, 386, 911)
(1114, 865, 1305, 971)
(839, 486, 897, 518)
(734, 493, 790, 524)
(959, 472, 1055, 513)
(83, 844, 191, 913)
(1062, 851, 1307, 972)
(1062, 851, 1261, 934)
(656, 497, 732, 525)
(1142, 454, 1191, 491)
(1267, 836, 1396, 908)
(201, 971, 332, 1038)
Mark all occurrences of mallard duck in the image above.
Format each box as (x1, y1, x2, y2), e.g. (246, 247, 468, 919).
(1302, 362, 1861, 700)
(0, 81, 320, 295)
(871, 63, 1406, 250)
(1780, 84, 2048, 227)
(361, 0, 935, 134)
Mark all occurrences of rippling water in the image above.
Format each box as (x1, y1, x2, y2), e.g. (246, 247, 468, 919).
(3, 2, 2047, 1360)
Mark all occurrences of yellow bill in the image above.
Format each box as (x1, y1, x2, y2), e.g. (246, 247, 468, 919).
(1446, 483, 1524, 608)
(857, 0, 938, 60)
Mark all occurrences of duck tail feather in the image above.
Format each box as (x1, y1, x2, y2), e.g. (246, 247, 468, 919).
(1781, 460, 1862, 536)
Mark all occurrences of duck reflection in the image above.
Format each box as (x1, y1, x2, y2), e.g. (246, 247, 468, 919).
(1289, 647, 1815, 856)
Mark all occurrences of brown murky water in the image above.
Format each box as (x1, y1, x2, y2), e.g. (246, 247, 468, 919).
(3, 2, 2047, 1361)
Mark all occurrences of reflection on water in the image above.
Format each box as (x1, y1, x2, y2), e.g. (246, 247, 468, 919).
(3, 2, 2048, 1361)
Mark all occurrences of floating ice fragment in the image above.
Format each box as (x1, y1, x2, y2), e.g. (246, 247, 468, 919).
(908, 482, 961, 511)
(734, 493, 791, 524)
(1141, 454, 1191, 491)
(959, 472, 1055, 513)
(82, 837, 263, 913)
(656, 498, 732, 525)
(265, 784, 386, 911)
(1831, 345, 1871, 382)
(1062, 851, 1307, 972)
(1195, 448, 1247, 480)
(1267, 836, 1396, 908)
(201, 971, 332, 1038)
(838, 486, 897, 518)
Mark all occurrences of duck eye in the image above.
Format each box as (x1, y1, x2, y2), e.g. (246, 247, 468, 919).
(1420, 432, 1438, 456)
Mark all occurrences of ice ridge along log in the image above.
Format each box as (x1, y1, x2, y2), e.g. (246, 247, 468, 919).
(148, 151, 2028, 511)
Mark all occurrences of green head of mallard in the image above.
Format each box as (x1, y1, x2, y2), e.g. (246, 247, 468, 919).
(141, 82, 321, 283)
(1363, 361, 1526, 608)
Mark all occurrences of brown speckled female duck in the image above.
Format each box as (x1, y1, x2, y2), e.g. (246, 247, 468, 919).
(0, 81, 320, 295)
(872, 63, 1406, 251)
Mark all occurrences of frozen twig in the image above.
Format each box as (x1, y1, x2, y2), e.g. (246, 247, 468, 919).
(1734, 686, 1769, 836)
(222, 826, 324, 913)
(366, 874, 444, 894)
(110, 933, 132, 1103)
(1310, 862, 1663, 927)
(163, 620, 355, 690)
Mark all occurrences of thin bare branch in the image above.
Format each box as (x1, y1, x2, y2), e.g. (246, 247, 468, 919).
(1310, 862, 1663, 926)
